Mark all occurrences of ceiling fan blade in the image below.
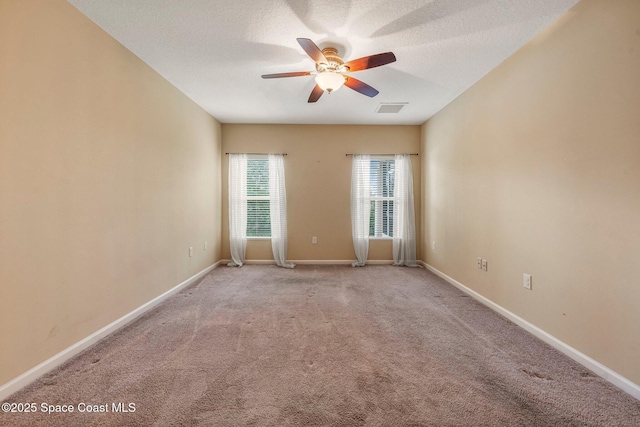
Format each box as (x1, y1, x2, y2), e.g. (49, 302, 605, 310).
(308, 84, 324, 103)
(261, 71, 312, 79)
(344, 77, 379, 98)
(297, 38, 328, 64)
(344, 52, 396, 72)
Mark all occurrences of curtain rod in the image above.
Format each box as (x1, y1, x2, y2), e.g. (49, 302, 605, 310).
(345, 153, 419, 156)
(225, 152, 287, 156)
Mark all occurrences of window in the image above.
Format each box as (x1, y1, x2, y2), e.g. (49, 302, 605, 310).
(350, 153, 416, 266)
(228, 153, 292, 268)
(246, 157, 270, 237)
(369, 158, 395, 238)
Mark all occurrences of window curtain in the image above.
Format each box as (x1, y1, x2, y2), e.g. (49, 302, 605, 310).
(228, 153, 247, 267)
(393, 154, 419, 267)
(351, 155, 370, 267)
(268, 154, 294, 269)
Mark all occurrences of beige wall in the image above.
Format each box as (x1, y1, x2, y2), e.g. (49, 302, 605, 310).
(0, 0, 222, 385)
(222, 124, 421, 262)
(421, 0, 640, 384)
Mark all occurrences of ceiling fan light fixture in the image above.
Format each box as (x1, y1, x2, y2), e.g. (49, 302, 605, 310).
(315, 71, 346, 93)
(262, 38, 396, 102)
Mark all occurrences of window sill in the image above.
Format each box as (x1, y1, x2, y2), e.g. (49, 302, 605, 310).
(247, 237, 271, 240)
(370, 236, 393, 240)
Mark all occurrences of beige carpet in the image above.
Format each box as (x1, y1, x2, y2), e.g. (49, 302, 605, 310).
(2, 265, 639, 426)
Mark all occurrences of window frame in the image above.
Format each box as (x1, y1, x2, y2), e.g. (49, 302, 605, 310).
(369, 156, 395, 240)
(245, 154, 271, 240)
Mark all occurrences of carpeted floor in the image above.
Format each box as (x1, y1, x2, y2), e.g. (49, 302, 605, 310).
(2, 265, 640, 426)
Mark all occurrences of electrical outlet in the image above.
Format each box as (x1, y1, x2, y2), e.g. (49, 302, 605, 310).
(523, 274, 532, 290)
(312, 236, 318, 244)
(481, 259, 487, 271)
(432, 241, 437, 250)
(188, 247, 193, 257)
(477, 258, 482, 269)
(204, 241, 208, 250)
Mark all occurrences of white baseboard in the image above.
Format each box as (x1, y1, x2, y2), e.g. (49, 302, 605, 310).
(221, 259, 395, 266)
(0, 261, 222, 401)
(420, 261, 640, 400)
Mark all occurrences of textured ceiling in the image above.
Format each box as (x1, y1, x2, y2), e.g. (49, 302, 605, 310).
(67, 0, 579, 125)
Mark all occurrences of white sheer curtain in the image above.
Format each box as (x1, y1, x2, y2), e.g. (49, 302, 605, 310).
(351, 155, 370, 267)
(228, 154, 247, 267)
(269, 154, 294, 269)
(393, 154, 419, 267)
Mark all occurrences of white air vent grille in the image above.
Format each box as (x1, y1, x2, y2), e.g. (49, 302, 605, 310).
(375, 103, 408, 114)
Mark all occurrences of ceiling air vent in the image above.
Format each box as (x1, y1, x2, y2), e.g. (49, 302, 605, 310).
(375, 102, 408, 113)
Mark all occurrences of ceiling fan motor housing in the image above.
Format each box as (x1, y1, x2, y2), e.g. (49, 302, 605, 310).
(317, 47, 347, 73)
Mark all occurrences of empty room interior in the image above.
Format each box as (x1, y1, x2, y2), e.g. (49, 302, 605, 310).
(1, 0, 639, 425)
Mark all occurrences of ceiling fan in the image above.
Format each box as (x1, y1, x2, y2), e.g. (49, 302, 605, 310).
(261, 38, 396, 103)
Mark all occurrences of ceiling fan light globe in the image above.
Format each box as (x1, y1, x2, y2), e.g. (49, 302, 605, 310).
(315, 72, 346, 93)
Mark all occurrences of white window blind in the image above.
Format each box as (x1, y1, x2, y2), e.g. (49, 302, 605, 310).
(369, 158, 395, 238)
(246, 158, 271, 237)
